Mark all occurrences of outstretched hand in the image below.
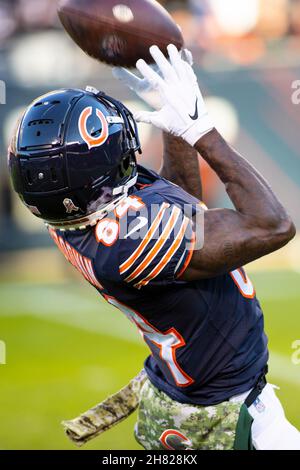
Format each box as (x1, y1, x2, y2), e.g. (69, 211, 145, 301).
(112, 48, 194, 112)
(132, 45, 214, 146)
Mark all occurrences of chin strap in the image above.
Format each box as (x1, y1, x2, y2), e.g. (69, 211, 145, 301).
(45, 174, 138, 232)
(112, 174, 137, 196)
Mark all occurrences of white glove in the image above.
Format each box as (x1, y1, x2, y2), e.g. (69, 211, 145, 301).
(133, 44, 214, 146)
(112, 49, 194, 111)
(113, 65, 162, 111)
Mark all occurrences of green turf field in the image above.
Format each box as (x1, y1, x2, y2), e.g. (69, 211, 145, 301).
(0, 270, 299, 450)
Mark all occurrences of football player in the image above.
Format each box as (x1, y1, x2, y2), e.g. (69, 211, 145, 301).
(8, 45, 300, 450)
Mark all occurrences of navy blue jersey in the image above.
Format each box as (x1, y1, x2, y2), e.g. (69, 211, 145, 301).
(48, 166, 268, 405)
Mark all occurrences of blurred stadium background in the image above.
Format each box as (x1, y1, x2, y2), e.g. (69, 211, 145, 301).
(0, 0, 300, 450)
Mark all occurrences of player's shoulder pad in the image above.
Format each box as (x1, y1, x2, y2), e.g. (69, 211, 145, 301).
(93, 176, 205, 287)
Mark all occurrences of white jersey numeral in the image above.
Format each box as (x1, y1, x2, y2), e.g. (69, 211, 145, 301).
(230, 268, 255, 298)
(105, 295, 194, 387)
(114, 196, 144, 219)
(103, 269, 254, 388)
(96, 196, 145, 247)
(95, 218, 119, 246)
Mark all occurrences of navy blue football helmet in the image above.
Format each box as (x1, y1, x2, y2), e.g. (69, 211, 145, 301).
(8, 86, 141, 230)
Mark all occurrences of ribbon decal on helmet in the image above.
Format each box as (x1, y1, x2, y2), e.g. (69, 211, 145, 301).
(78, 106, 109, 149)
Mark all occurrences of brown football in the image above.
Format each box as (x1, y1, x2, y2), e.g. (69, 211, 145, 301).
(57, 0, 184, 67)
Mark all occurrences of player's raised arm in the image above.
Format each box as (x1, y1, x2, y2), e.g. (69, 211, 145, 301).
(160, 51, 203, 199)
(135, 44, 296, 279)
(160, 132, 203, 201)
(184, 129, 296, 279)
(113, 55, 203, 200)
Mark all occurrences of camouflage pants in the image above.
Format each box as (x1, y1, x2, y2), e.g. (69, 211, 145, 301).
(135, 379, 250, 450)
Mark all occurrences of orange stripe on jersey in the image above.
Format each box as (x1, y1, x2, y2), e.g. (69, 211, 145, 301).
(119, 202, 169, 275)
(135, 217, 190, 288)
(176, 231, 196, 279)
(125, 206, 182, 283)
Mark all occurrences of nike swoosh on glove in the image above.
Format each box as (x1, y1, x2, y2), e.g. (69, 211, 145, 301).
(134, 44, 214, 146)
